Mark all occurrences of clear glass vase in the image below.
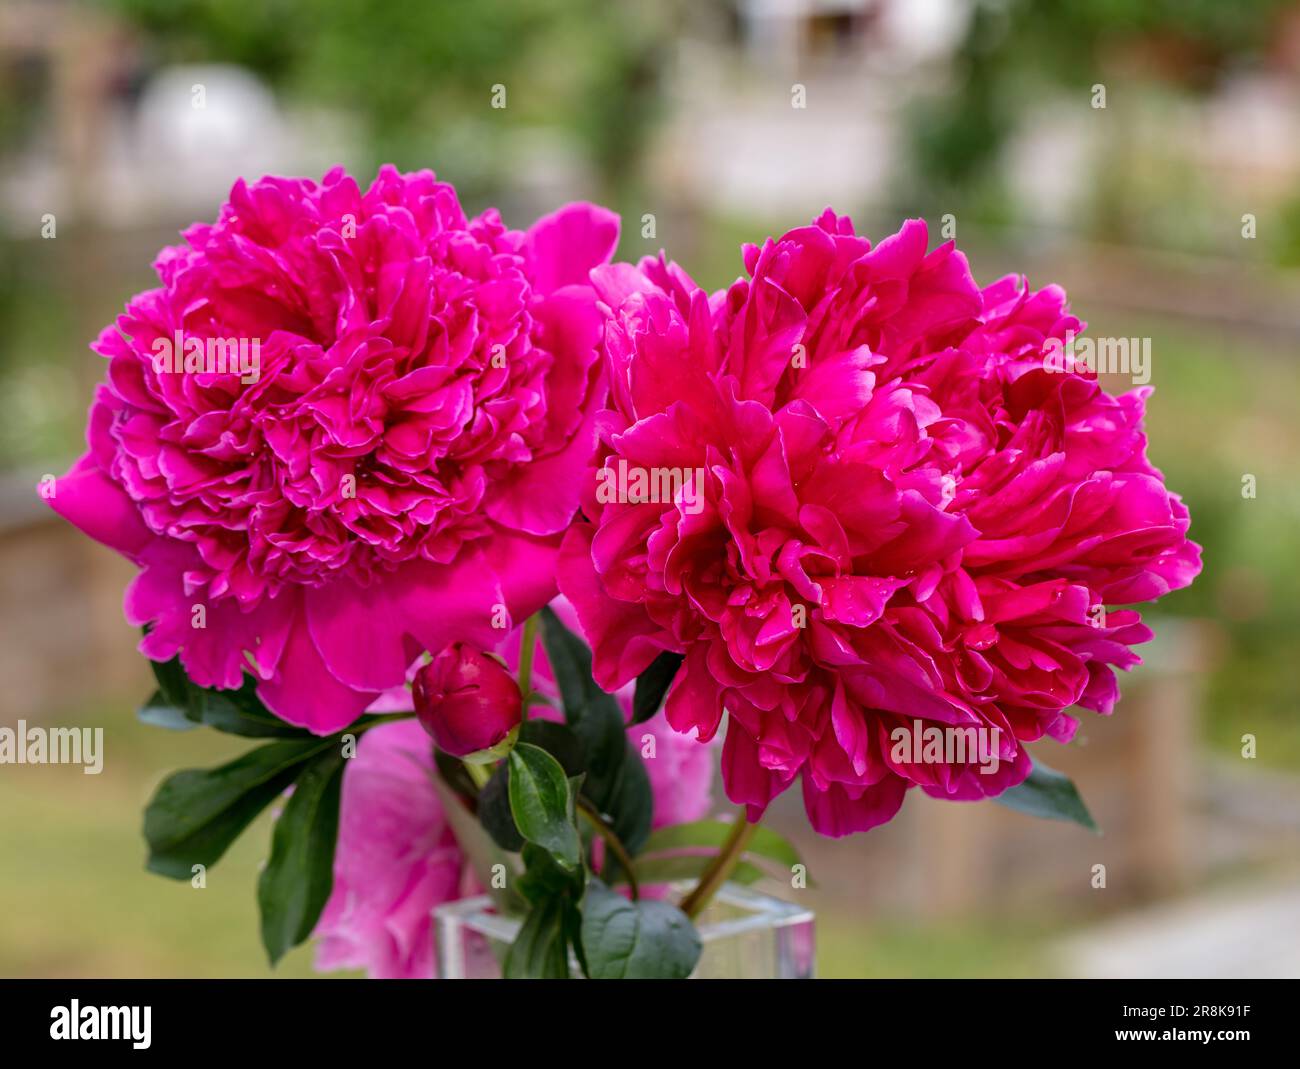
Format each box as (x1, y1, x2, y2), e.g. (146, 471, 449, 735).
(434, 882, 815, 979)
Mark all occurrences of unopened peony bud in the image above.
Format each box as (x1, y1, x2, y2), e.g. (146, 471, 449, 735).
(413, 643, 522, 762)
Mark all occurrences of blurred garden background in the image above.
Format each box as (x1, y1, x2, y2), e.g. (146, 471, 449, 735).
(1, 0, 1298, 978)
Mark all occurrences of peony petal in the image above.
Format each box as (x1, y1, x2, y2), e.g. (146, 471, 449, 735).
(801, 772, 908, 838)
(258, 603, 378, 734)
(522, 201, 621, 294)
(47, 456, 153, 560)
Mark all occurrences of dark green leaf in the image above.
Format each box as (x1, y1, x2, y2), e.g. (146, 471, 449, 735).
(137, 690, 197, 731)
(632, 651, 683, 724)
(539, 609, 653, 854)
(569, 702, 627, 793)
(508, 743, 580, 871)
(566, 774, 586, 825)
(994, 757, 1099, 832)
(478, 763, 524, 852)
(143, 738, 330, 879)
(517, 842, 584, 905)
(563, 899, 588, 978)
(257, 746, 347, 964)
(143, 654, 309, 739)
(580, 879, 701, 979)
(150, 655, 195, 715)
(539, 606, 604, 715)
(504, 897, 570, 979)
(519, 719, 585, 775)
(592, 743, 653, 860)
(192, 679, 309, 738)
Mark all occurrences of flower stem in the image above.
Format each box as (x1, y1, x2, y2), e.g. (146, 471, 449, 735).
(465, 761, 493, 790)
(517, 613, 540, 706)
(576, 798, 639, 900)
(679, 810, 760, 920)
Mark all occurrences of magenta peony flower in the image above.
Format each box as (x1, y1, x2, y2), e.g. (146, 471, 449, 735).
(413, 643, 522, 759)
(559, 211, 1201, 837)
(313, 612, 715, 979)
(47, 166, 619, 732)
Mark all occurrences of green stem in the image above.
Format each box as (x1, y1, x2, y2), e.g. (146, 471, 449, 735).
(465, 761, 493, 790)
(576, 798, 639, 900)
(678, 810, 759, 920)
(517, 613, 540, 706)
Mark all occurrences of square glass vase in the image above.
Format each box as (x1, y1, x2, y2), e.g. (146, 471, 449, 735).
(435, 882, 815, 979)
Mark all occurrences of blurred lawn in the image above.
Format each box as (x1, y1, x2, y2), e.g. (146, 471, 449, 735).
(0, 705, 336, 978)
(817, 918, 1053, 979)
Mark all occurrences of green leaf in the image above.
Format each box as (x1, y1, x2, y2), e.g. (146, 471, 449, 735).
(504, 897, 570, 979)
(517, 842, 584, 905)
(642, 818, 805, 871)
(143, 738, 330, 879)
(192, 679, 309, 738)
(137, 690, 197, 731)
(257, 746, 347, 964)
(994, 757, 1099, 832)
(566, 773, 586, 826)
(519, 719, 585, 775)
(477, 763, 524, 852)
(507, 743, 581, 871)
(150, 655, 195, 715)
(631, 652, 683, 724)
(143, 655, 309, 739)
(589, 737, 654, 858)
(580, 879, 701, 979)
(629, 853, 764, 887)
(441, 722, 572, 858)
(562, 898, 588, 978)
(539, 609, 653, 855)
(539, 605, 605, 715)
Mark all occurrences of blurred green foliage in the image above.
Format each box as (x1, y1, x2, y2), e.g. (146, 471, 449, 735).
(0, 255, 84, 469)
(100, 0, 675, 200)
(1098, 314, 1300, 769)
(902, 0, 1293, 239)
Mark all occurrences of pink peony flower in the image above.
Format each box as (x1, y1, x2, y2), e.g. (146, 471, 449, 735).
(559, 211, 1201, 837)
(47, 166, 619, 733)
(312, 718, 470, 979)
(639, 708, 716, 830)
(313, 611, 715, 979)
